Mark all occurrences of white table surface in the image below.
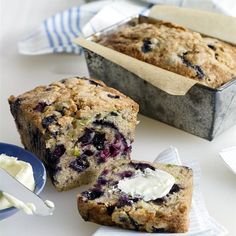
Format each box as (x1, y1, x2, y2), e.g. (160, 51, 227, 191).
(0, 1, 236, 235)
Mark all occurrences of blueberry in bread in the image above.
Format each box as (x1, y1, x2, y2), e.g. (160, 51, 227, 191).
(77, 161, 193, 233)
(8, 77, 139, 191)
(95, 19, 236, 88)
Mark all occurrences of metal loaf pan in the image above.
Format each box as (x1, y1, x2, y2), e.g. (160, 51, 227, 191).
(82, 16, 236, 140)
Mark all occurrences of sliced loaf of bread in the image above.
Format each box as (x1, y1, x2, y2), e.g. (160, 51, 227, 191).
(8, 77, 138, 191)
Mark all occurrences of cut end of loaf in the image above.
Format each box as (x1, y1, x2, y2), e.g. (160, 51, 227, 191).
(8, 77, 139, 191)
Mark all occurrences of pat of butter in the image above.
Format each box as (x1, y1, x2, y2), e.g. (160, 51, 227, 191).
(118, 168, 175, 201)
(0, 154, 35, 211)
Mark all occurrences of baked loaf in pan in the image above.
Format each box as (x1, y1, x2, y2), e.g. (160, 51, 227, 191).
(95, 19, 236, 89)
(78, 161, 193, 233)
(8, 77, 139, 191)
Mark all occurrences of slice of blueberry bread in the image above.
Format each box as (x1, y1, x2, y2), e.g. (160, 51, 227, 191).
(77, 161, 193, 233)
(8, 77, 139, 191)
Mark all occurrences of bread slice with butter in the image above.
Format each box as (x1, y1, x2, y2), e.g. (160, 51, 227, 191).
(77, 160, 193, 233)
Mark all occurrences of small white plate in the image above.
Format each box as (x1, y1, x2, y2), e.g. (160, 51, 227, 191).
(219, 147, 236, 175)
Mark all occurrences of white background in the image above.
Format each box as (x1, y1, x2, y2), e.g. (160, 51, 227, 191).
(0, 0, 236, 235)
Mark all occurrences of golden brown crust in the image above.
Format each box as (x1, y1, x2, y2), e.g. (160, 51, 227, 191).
(96, 19, 236, 88)
(8, 77, 138, 131)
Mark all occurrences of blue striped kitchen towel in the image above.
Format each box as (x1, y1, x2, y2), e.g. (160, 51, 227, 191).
(93, 147, 228, 236)
(18, 0, 151, 55)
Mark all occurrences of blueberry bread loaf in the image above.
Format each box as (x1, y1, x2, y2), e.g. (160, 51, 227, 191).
(8, 77, 139, 191)
(78, 161, 193, 233)
(95, 19, 236, 88)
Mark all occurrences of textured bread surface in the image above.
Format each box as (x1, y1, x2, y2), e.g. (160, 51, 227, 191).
(96, 19, 236, 88)
(78, 161, 193, 233)
(8, 77, 139, 191)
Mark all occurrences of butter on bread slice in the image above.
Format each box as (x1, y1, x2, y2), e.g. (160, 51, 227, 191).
(77, 161, 193, 233)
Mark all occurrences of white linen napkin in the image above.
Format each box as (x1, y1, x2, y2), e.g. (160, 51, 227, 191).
(18, 0, 236, 55)
(219, 146, 236, 175)
(93, 146, 228, 236)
